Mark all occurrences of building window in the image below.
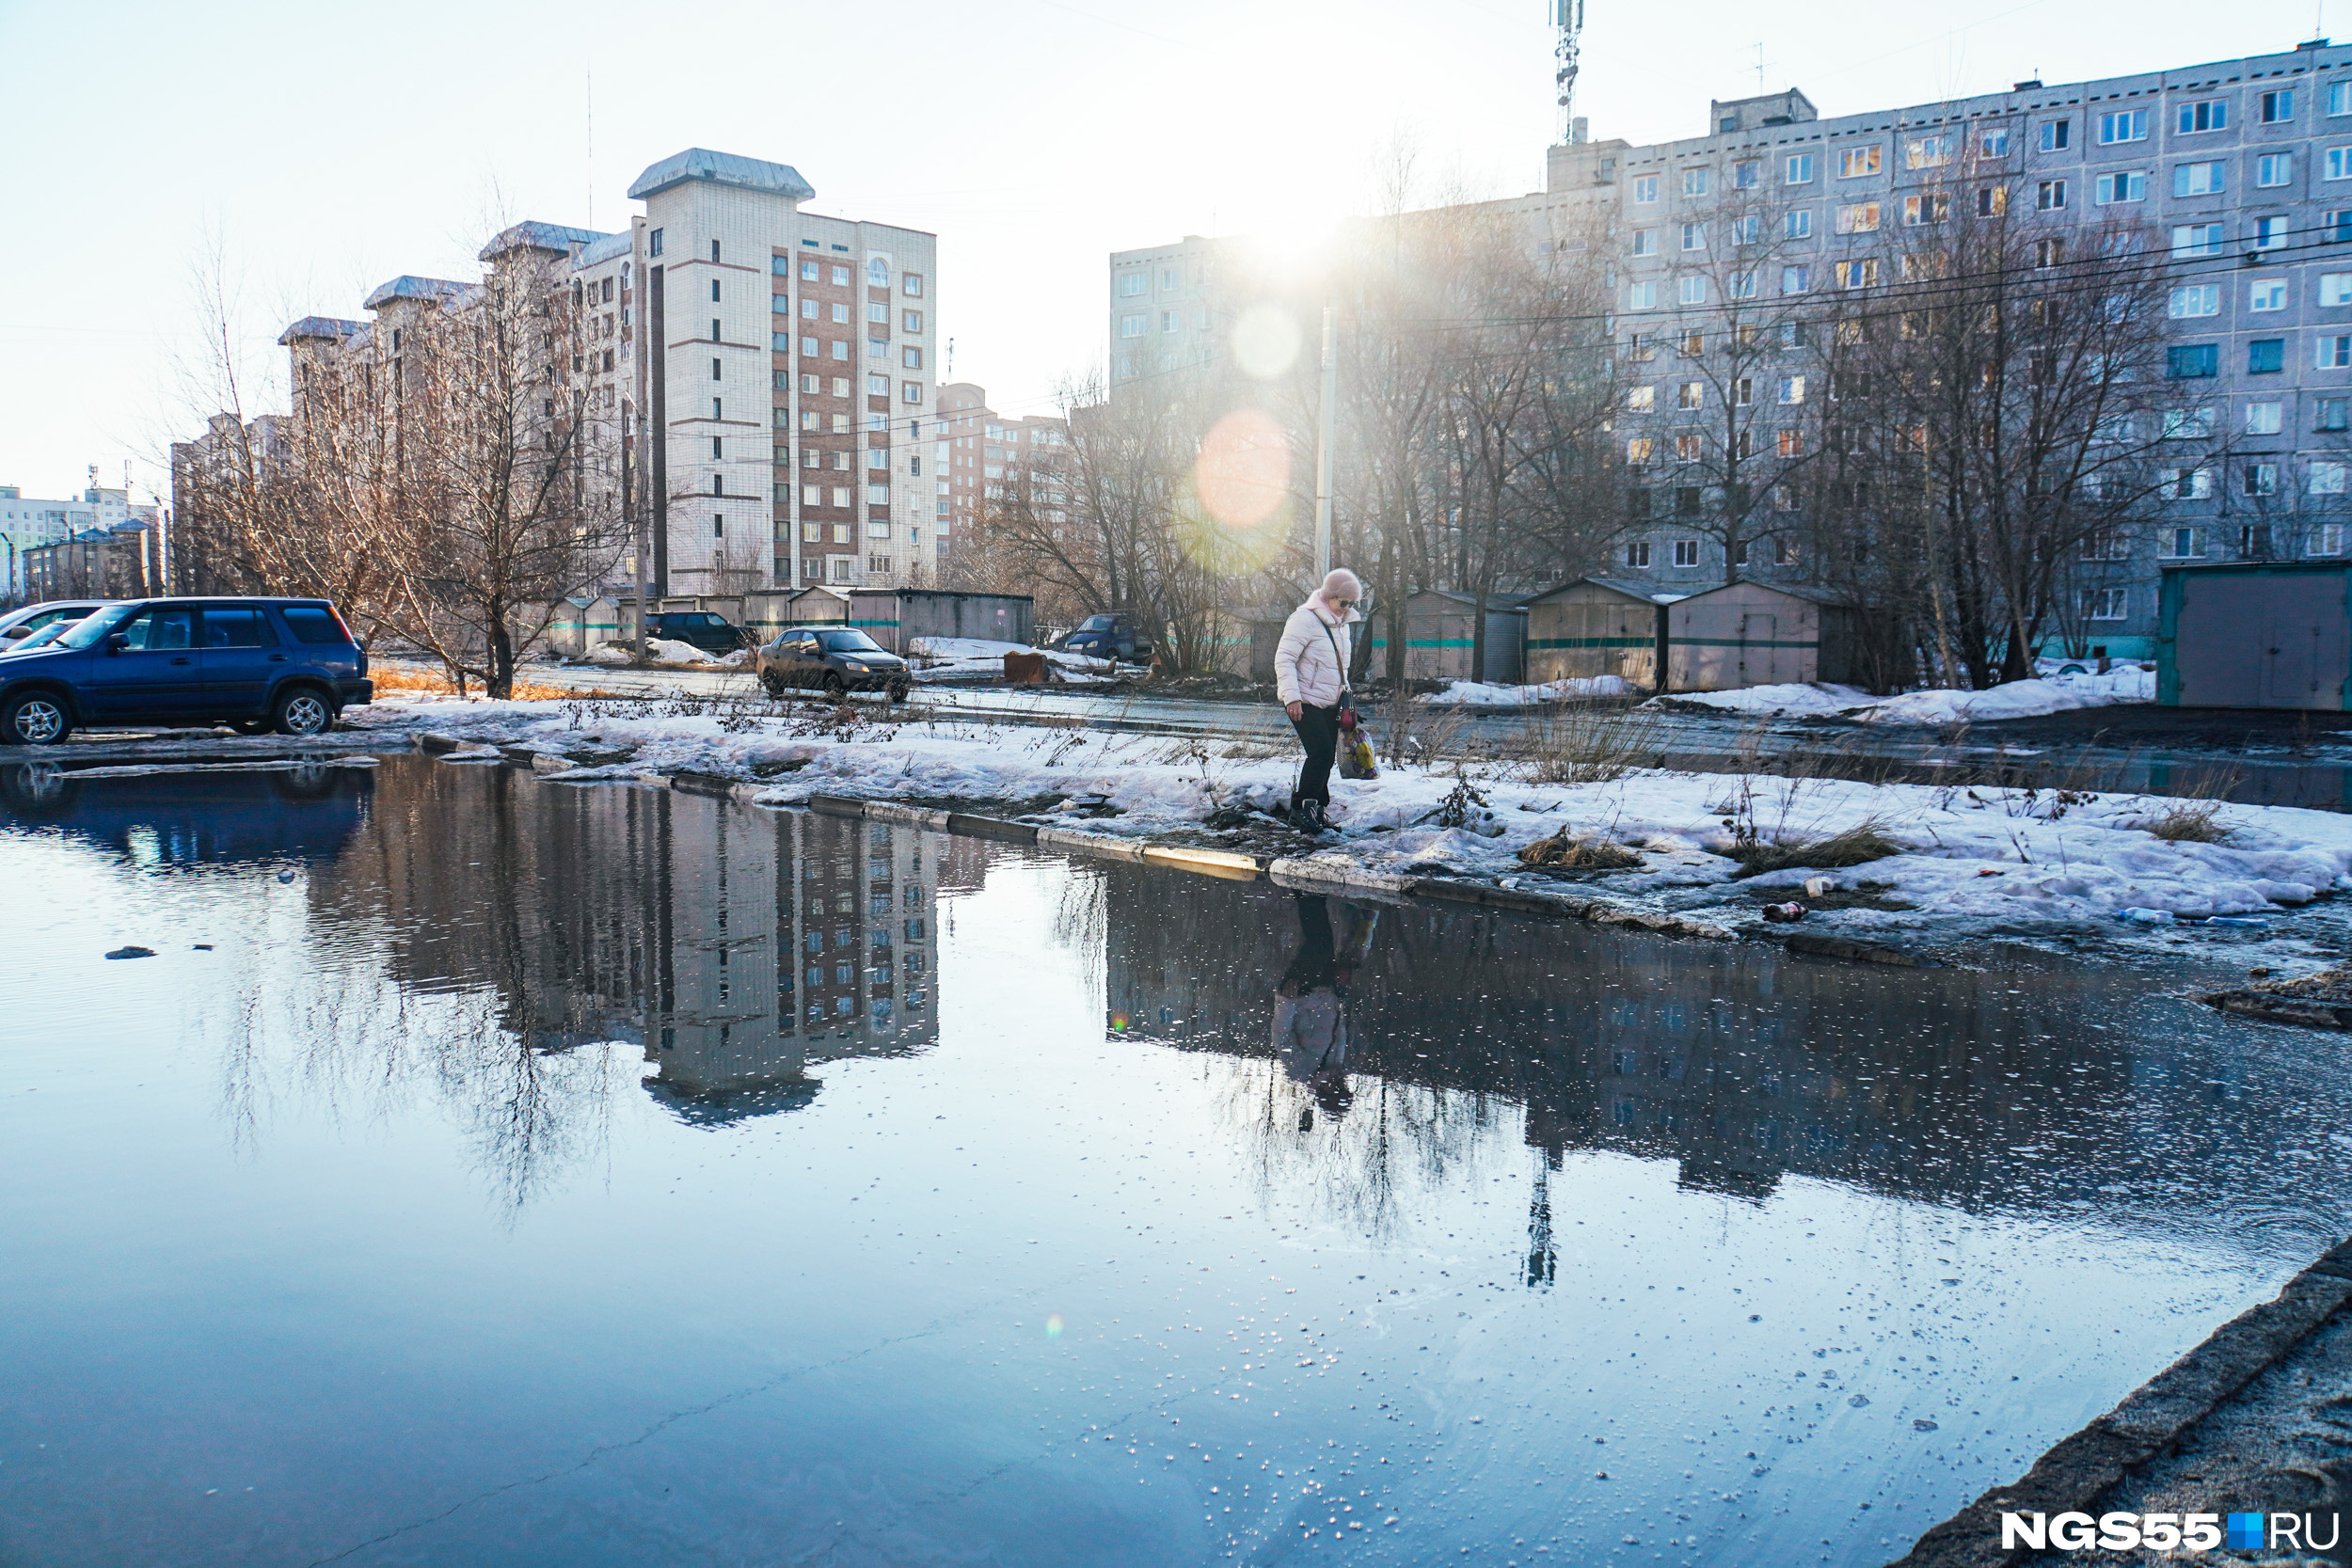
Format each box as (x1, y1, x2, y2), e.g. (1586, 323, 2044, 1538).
(2096, 110, 2147, 144)
(2161, 526, 2201, 557)
(2262, 88, 2296, 123)
(903, 273, 924, 297)
(2245, 400, 2283, 434)
(1729, 270, 1757, 299)
(2172, 222, 2224, 257)
(1783, 209, 1813, 241)
(1837, 145, 1882, 178)
(1901, 193, 1949, 225)
(2258, 152, 2295, 189)
(2081, 588, 2127, 622)
(2038, 119, 2070, 151)
(1680, 221, 1706, 250)
(1630, 228, 1659, 256)
(902, 381, 923, 404)
(1677, 277, 1707, 306)
(2312, 521, 2347, 555)
(1682, 166, 1710, 197)
(1120, 313, 1146, 338)
(1677, 381, 1703, 410)
(1625, 540, 1651, 567)
(1904, 134, 1955, 168)
(1732, 158, 1760, 188)
(2166, 343, 2219, 378)
(2092, 171, 2146, 204)
(903, 346, 922, 369)
(1673, 539, 1701, 566)
(1629, 280, 1659, 309)
(2162, 406, 2215, 440)
(2320, 397, 2352, 431)
(2322, 335, 2352, 369)
(1626, 436, 1655, 466)
(831, 265, 850, 286)
(2179, 99, 2228, 134)
(2172, 160, 2224, 198)
(1632, 173, 1659, 202)
(648, 229, 664, 257)
(1976, 185, 2007, 217)
(1835, 201, 1880, 233)
(2169, 284, 2220, 318)
(2252, 215, 2291, 249)
(1777, 374, 1806, 404)
(1834, 258, 1877, 289)
(802, 373, 820, 394)
(2244, 462, 2280, 497)
(2036, 180, 2067, 211)
(2250, 280, 2288, 312)
(2162, 467, 2215, 500)
(2249, 339, 2286, 373)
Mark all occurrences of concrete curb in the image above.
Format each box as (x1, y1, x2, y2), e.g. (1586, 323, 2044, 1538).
(2200, 989, 2352, 1030)
(421, 745, 1792, 949)
(1890, 1237, 2352, 1568)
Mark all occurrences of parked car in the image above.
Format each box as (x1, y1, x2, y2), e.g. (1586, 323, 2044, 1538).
(645, 610, 752, 658)
(1060, 613, 1154, 664)
(0, 599, 112, 646)
(756, 626, 912, 702)
(0, 597, 373, 746)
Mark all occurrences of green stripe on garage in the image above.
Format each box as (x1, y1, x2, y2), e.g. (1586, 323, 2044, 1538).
(1368, 638, 1475, 649)
(1527, 637, 1651, 650)
(1670, 638, 1820, 650)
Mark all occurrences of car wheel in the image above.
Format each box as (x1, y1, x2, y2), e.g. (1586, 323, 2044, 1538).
(887, 679, 911, 705)
(272, 687, 333, 736)
(822, 672, 849, 700)
(760, 668, 789, 698)
(1, 691, 71, 746)
(229, 718, 272, 736)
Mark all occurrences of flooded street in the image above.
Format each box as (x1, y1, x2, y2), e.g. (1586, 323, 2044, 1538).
(4, 754, 2349, 1567)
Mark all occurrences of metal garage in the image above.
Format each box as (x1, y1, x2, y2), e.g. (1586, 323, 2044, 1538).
(2158, 562, 2352, 710)
(1521, 578, 1676, 689)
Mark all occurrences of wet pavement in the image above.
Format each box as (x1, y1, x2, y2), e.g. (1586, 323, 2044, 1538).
(5, 754, 2352, 1567)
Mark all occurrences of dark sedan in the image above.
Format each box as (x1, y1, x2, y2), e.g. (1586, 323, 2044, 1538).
(646, 611, 752, 658)
(0, 597, 373, 745)
(756, 626, 912, 703)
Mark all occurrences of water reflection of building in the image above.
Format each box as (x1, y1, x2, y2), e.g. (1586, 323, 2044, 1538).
(1094, 863, 2207, 1224)
(320, 764, 940, 1124)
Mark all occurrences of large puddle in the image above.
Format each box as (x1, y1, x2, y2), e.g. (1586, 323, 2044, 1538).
(3, 753, 2347, 1567)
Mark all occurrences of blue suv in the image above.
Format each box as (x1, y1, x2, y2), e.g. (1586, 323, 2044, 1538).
(0, 597, 373, 745)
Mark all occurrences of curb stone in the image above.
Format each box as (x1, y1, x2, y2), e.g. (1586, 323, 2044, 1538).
(2200, 990, 2352, 1031)
(1890, 1238, 2352, 1568)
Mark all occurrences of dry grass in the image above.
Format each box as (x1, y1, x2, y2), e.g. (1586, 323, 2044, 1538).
(2138, 799, 2232, 844)
(1727, 817, 1906, 878)
(1511, 702, 1664, 785)
(1517, 833, 1645, 871)
(370, 666, 616, 702)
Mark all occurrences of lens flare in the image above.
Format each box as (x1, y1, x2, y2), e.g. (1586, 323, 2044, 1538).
(1193, 409, 1291, 530)
(1231, 305, 1302, 380)
(1109, 1012, 1130, 1032)
(1045, 1314, 1065, 1338)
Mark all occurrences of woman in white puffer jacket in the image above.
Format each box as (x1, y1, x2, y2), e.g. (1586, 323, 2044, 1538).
(1273, 567, 1363, 832)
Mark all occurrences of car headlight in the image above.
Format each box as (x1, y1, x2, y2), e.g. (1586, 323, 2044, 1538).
(841, 661, 866, 673)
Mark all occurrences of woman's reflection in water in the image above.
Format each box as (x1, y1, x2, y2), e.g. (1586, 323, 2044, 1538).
(1273, 894, 1379, 1132)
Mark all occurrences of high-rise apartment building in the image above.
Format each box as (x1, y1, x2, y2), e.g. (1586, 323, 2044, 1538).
(254, 149, 939, 600)
(933, 382, 1070, 571)
(1112, 38, 2352, 660)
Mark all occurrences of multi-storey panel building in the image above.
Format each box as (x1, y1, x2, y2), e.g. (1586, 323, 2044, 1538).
(933, 381, 1069, 573)
(1113, 39, 2352, 661)
(250, 149, 939, 604)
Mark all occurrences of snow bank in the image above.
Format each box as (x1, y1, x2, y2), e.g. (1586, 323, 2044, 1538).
(1646, 668, 2157, 722)
(1422, 675, 1630, 707)
(344, 693, 2352, 944)
(1857, 667, 2154, 724)
(583, 643, 633, 665)
(647, 638, 717, 665)
(1652, 683, 1880, 717)
(906, 636, 1120, 684)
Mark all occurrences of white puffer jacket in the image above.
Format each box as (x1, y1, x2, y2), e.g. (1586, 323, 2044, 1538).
(1274, 598, 1357, 707)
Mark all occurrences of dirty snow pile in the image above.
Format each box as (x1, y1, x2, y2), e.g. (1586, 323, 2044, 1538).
(905, 637, 1120, 684)
(581, 642, 635, 665)
(1651, 667, 2157, 722)
(347, 693, 2352, 942)
(1421, 675, 1630, 706)
(1652, 683, 1881, 717)
(1855, 667, 2154, 723)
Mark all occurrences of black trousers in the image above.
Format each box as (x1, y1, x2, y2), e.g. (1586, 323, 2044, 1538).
(1289, 702, 1341, 806)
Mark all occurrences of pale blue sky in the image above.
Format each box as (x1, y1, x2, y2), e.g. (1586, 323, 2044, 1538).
(0, 0, 2331, 503)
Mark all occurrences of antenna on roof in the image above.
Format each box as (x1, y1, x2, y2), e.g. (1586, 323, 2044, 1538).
(1553, 0, 1584, 144)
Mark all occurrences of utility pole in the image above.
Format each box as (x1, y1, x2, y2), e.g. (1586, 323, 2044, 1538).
(1313, 303, 1337, 578)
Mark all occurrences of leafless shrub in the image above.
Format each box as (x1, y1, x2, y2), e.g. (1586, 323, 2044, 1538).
(2138, 799, 2231, 844)
(1728, 818, 1905, 878)
(1511, 702, 1663, 785)
(1517, 833, 1643, 871)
